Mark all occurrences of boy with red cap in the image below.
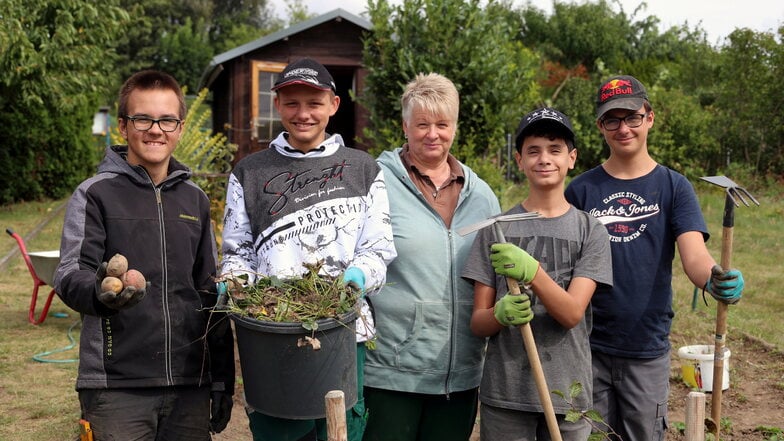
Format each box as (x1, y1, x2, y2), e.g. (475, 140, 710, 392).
(565, 75, 745, 441)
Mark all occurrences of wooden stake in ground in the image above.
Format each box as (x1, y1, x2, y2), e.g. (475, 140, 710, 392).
(325, 390, 347, 441)
(685, 391, 706, 441)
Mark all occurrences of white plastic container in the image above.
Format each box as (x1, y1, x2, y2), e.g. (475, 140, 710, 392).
(677, 344, 730, 392)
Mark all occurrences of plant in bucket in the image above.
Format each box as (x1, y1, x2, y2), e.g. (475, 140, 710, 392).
(220, 261, 361, 419)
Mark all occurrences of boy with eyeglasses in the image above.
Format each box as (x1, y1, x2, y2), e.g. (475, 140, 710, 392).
(565, 75, 746, 441)
(54, 70, 235, 440)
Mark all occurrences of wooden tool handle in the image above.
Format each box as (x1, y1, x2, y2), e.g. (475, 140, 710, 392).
(493, 222, 561, 440)
(711, 224, 734, 440)
(507, 277, 563, 441)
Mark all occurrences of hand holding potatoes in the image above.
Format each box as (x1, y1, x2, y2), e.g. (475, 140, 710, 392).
(96, 254, 149, 310)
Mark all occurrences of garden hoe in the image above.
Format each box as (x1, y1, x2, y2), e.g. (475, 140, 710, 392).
(700, 175, 759, 440)
(458, 212, 563, 441)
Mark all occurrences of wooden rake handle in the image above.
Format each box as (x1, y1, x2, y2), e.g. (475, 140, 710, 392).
(506, 277, 563, 441)
(711, 199, 735, 440)
(494, 223, 562, 441)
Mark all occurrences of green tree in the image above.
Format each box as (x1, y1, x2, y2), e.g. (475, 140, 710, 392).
(516, 0, 727, 176)
(209, 0, 283, 52)
(519, 0, 636, 71)
(713, 28, 784, 176)
(646, 86, 718, 178)
(282, 0, 317, 25)
(115, 0, 281, 92)
(154, 17, 214, 92)
(0, 0, 129, 204)
(361, 0, 540, 193)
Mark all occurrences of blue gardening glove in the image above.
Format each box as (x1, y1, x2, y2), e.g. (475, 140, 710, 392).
(95, 262, 148, 310)
(215, 281, 229, 309)
(490, 243, 540, 284)
(705, 265, 744, 304)
(343, 267, 366, 296)
(493, 293, 534, 326)
(209, 390, 233, 433)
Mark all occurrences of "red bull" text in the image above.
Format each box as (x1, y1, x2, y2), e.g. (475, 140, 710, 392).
(600, 79, 634, 102)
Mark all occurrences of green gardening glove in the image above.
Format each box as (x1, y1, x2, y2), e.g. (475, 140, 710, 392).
(493, 293, 534, 326)
(705, 265, 744, 305)
(490, 243, 539, 284)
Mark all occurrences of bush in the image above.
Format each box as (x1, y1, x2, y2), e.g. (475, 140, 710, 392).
(0, 104, 97, 205)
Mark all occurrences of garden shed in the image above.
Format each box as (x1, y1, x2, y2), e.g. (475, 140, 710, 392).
(199, 9, 372, 162)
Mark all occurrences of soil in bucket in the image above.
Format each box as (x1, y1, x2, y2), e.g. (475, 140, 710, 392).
(677, 344, 731, 392)
(231, 310, 358, 420)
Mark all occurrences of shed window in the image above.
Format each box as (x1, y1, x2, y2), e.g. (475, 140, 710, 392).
(251, 61, 287, 141)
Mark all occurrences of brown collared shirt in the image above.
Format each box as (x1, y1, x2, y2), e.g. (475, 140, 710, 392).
(400, 146, 465, 229)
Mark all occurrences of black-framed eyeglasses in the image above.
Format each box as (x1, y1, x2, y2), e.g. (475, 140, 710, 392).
(600, 113, 648, 131)
(125, 115, 182, 132)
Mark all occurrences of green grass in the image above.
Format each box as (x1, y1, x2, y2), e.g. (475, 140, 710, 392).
(671, 182, 783, 350)
(0, 198, 81, 441)
(0, 184, 780, 440)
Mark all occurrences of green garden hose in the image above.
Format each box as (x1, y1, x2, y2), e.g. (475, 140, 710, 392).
(32, 319, 80, 363)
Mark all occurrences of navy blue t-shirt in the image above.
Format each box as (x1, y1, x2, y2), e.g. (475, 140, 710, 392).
(565, 165, 708, 357)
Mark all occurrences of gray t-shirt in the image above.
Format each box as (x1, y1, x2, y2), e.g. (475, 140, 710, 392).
(462, 205, 612, 413)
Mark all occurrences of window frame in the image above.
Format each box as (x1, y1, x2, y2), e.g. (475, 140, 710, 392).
(251, 60, 288, 141)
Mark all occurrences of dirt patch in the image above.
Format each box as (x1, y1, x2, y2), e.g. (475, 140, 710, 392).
(668, 332, 784, 439)
(215, 331, 784, 440)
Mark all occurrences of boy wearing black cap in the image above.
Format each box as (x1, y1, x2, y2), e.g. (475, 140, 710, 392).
(463, 107, 612, 441)
(565, 76, 745, 441)
(221, 58, 397, 441)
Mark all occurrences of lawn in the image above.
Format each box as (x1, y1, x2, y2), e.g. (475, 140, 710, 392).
(0, 184, 780, 440)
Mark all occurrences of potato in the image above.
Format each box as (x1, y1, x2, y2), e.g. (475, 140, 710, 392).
(101, 276, 123, 294)
(121, 269, 147, 290)
(106, 253, 129, 277)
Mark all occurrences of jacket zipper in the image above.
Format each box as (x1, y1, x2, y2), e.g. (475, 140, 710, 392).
(154, 186, 174, 386)
(444, 229, 457, 400)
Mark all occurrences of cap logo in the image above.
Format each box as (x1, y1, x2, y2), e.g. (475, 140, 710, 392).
(284, 67, 321, 85)
(527, 108, 566, 124)
(600, 79, 635, 103)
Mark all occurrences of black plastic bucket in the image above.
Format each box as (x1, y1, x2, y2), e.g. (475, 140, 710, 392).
(230, 310, 358, 419)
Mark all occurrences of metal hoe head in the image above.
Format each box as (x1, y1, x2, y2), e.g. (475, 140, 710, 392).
(456, 212, 541, 237)
(700, 175, 760, 207)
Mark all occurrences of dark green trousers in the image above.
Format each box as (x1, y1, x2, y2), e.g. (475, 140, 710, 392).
(362, 386, 478, 441)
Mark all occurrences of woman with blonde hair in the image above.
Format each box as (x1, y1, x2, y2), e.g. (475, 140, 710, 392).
(363, 73, 500, 441)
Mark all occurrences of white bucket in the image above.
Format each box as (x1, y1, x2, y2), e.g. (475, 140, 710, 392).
(677, 344, 730, 392)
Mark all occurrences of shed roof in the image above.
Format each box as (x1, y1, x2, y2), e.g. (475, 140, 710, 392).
(199, 8, 371, 89)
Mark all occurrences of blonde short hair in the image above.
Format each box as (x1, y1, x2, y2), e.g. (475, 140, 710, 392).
(401, 73, 459, 124)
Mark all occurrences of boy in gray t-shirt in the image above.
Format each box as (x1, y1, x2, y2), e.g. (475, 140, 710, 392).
(462, 107, 612, 441)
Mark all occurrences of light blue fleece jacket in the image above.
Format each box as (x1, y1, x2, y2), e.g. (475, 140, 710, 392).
(364, 148, 501, 395)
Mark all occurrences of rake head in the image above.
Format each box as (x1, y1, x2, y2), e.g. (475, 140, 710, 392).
(456, 212, 541, 237)
(700, 176, 760, 208)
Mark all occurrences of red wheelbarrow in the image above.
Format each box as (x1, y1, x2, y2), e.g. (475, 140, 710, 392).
(6, 228, 60, 325)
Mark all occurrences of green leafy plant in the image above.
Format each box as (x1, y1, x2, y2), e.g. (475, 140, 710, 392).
(223, 261, 359, 332)
(755, 425, 784, 441)
(671, 421, 686, 434)
(552, 381, 620, 441)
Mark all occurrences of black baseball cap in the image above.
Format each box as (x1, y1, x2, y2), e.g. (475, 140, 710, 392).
(514, 107, 575, 150)
(271, 58, 336, 93)
(596, 75, 649, 119)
